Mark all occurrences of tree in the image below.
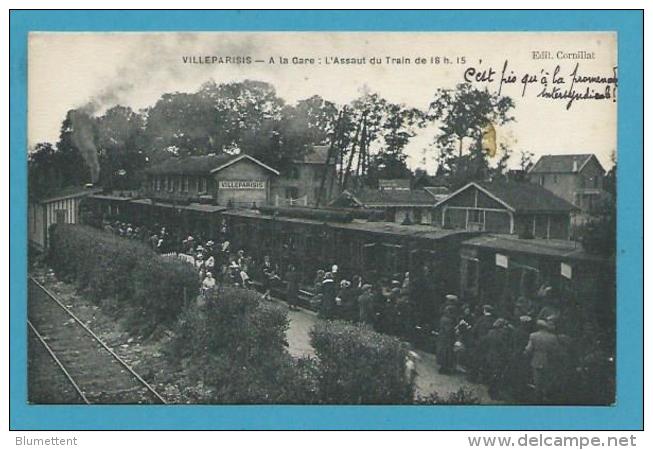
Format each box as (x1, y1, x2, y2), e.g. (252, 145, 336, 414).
(143, 92, 219, 157)
(199, 80, 286, 158)
(428, 84, 515, 186)
(50, 111, 94, 187)
(95, 106, 147, 190)
(291, 95, 339, 146)
(340, 93, 426, 189)
(28, 143, 63, 199)
(519, 149, 535, 172)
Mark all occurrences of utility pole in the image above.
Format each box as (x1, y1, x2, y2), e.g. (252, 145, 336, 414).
(342, 110, 367, 192)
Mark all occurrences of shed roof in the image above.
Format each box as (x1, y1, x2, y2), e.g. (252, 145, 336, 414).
(529, 154, 604, 174)
(32, 186, 101, 203)
(437, 181, 578, 214)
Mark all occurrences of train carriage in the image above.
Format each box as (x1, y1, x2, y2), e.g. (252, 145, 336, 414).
(460, 234, 615, 338)
(221, 207, 479, 295)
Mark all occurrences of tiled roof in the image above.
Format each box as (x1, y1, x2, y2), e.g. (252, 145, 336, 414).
(475, 181, 578, 213)
(145, 153, 280, 176)
(351, 188, 436, 207)
(145, 154, 236, 176)
(529, 154, 600, 174)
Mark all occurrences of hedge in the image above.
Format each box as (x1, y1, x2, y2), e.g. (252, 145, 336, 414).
(310, 321, 415, 404)
(132, 255, 200, 327)
(169, 286, 319, 404)
(48, 224, 199, 329)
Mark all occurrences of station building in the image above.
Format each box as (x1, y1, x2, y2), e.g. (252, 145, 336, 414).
(143, 153, 280, 208)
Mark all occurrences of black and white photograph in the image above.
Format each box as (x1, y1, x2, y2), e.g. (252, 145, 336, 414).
(26, 31, 617, 406)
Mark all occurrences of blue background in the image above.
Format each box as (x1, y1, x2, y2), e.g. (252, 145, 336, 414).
(9, 10, 643, 430)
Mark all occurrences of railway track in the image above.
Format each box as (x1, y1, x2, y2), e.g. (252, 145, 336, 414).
(27, 276, 167, 404)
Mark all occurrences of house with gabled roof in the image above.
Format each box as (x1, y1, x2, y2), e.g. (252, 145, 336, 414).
(528, 154, 606, 215)
(432, 180, 578, 239)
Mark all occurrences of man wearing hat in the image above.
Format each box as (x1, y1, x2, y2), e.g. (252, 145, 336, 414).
(437, 304, 457, 374)
(524, 318, 566, 403)
(483, 318, 513, 399)
(469, 304, 496, 382)
(507, 315, 534, 400)
(442, 294, 460, 317)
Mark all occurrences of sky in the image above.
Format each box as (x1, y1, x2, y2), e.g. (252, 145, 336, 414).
(28, 32, 617, 172)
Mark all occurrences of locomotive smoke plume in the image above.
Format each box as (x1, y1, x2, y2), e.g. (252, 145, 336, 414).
(67, 33, 259, 183)
(69, 110, 100, 183)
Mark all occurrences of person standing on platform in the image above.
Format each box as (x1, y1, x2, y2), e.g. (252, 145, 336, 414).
(285, 264, 300, 311)
(524, 318, 567, 403)
(357, 284, 375, 325)
(320, 272, 336, 319)
(437, 305, 457, 374)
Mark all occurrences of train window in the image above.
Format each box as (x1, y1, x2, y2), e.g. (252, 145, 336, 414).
(352, 240, 362, 266)
(520, 267, 539, 297)
(362, 243, 377, 274)
(381, 243, 404, 275)
(464, 257, 479, 291)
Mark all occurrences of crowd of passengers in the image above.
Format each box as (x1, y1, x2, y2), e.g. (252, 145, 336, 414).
(102, 219, 614, 404)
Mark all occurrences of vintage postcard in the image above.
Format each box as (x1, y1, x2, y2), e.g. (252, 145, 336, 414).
(11, 11, 643, 432)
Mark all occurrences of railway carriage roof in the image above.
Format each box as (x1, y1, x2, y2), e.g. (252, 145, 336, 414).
(223, 208, 474, 240)
(462, 234, 606, 262)
(332, 220, 474, 240)
(130, 198, 228, 213)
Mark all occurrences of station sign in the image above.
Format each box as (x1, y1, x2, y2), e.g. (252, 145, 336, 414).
(218, 180, 266, 190)
(378, 179, 410, 191)
(561, 262, 573, 279)
(495, 253, 508, 268)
